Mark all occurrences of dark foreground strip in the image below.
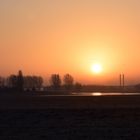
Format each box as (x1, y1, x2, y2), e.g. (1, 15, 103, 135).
(0, 108, 140, 139)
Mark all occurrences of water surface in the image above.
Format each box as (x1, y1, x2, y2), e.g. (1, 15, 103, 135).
(44, 92, 140, 96)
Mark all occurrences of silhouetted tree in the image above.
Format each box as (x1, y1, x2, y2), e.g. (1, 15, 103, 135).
(75, 82, 82, 91)
(8, 75, 17, 88)
(0, 77, 5, 88)
(50, 74, 61, 89)
(24, 76, 33, 90)
(63, 74, 74, 90)
(24, 76, 43, 91)
(37, 76, 43, 89)
(17, 70, 24, 92)
(32, 76, 43, 90)
(6, 71, 43, 92)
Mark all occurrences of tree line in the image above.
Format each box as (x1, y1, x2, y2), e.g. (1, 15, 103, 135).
(0, 70, 82, 92)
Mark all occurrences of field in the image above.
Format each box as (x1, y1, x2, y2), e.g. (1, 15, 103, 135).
(0, 94, 140, 139)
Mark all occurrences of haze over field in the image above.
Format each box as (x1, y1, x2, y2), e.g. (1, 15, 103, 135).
(0, 0, 140, 85)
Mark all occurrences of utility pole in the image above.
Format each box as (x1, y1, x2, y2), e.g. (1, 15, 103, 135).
(119, 74, 122, 87)
(122, 74, 125, 88)
(119, 74, 125, 92)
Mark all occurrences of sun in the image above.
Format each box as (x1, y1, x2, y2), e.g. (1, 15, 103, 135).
(91, 63, 102, 74)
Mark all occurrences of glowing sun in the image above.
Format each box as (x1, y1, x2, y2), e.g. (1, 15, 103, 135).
(91, 63, 102, 74)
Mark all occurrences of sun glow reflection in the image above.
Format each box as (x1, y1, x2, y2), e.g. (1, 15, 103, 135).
(91, 92, 102, 96)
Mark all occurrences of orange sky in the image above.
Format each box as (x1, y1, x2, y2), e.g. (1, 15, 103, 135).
(0, 0, 140, 85)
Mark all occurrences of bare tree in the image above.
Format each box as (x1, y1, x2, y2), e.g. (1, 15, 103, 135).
(50, 74, 61, 89)
(17, 70, 24, 92)
(37, 76, 43, 90)
(0, 77, 5, 88)
(24, 76, 43, 91)
(75, 82, 82, 91)
(63, 74, 74, 90)
(7, 70, 24, 91)
(7, 75, 17, 88)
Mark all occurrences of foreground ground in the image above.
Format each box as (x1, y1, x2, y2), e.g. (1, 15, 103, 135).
(0, 108, 140, 139)
(0, 95, 140, 139)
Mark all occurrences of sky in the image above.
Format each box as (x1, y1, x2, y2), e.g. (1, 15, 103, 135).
(0, 0, 140, 85)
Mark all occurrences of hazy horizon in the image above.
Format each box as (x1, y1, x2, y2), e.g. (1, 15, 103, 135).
(0, 0, 140, 85)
